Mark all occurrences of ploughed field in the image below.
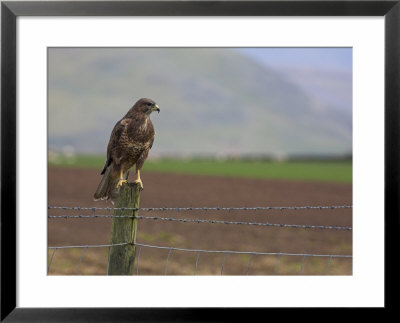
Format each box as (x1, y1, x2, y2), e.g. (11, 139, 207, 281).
(48, 167, 352, 275)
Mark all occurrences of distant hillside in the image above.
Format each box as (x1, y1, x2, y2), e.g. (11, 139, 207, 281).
(48, 48, 352, 157)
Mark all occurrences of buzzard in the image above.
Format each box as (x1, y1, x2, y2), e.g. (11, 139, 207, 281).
(94, 98, 160, 201)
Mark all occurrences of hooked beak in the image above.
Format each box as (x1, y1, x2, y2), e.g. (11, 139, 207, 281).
(153, 104, 160, 113)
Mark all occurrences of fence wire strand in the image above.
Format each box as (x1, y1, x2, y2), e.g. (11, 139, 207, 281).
(48, 214, 351, 231)
(47, 241, 352, 258)
(48, 205, 352, 212)
(49, 242, 131, 250)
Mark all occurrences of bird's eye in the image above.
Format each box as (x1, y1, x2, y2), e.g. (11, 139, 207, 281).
(146, 102, 152, 107)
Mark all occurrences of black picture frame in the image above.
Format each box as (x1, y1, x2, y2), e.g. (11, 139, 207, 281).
(1, 0, 398, 320)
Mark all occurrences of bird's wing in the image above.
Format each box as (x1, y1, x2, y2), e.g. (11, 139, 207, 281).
(149, 135, 155, 150)
(100, 118, 130, 175)
(135, 133, 155, 171)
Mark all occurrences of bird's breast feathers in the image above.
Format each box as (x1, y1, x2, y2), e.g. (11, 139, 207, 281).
(138, 118, 149, 131)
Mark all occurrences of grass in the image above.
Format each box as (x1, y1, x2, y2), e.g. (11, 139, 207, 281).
(48, 247, 352, 275)
(143, 158, 352, 182)
(48, 155, 352, 183)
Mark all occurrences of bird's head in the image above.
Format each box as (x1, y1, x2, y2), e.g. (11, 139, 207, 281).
(133, 98, 160, 115)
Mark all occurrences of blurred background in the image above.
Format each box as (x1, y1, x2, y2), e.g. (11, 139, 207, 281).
(48, 48, 352, 275)
(48, 47, 352, 159)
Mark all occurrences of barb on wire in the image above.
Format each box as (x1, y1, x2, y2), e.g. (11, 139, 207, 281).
(48, 205, 352, 212)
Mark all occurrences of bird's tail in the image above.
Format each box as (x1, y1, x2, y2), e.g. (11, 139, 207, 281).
(93, 164, 119, 201)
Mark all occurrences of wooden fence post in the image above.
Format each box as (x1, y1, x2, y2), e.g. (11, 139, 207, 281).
(107, 183, 141, 275)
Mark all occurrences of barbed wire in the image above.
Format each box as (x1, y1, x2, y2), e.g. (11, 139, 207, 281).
(48, 205, 352, 212)
(48, 213, 352, 231)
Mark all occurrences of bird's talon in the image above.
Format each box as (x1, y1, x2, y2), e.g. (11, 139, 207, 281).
(116, 179, 128, 188)
(134, 179, 143, 190)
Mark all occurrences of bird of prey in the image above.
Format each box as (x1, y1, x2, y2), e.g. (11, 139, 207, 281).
(94, 98, 160, 201)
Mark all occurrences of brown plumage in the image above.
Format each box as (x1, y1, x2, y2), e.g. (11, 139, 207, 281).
(94, 98, 160, 201)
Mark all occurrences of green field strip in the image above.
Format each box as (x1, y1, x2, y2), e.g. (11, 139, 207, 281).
(49, 155, 352, 183)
